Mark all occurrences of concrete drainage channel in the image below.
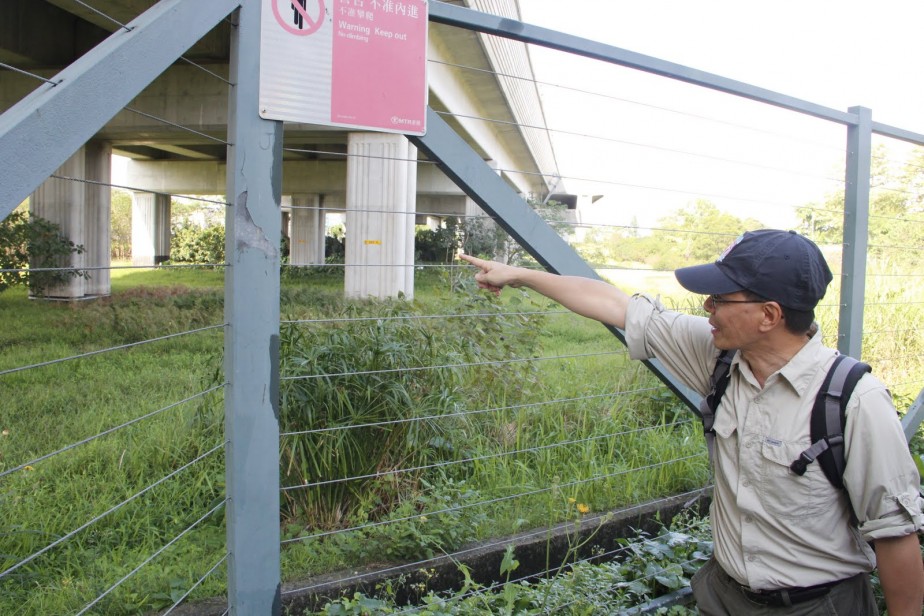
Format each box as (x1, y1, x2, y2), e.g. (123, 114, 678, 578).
(168, 488, 711, 615)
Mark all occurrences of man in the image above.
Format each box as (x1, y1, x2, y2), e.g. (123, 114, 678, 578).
(460, 229, 923, 615)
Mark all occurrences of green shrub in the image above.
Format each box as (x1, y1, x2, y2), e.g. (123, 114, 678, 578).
(415, 221, 461, 264)
(169, 223, 225, 265)
(0, 211, 87, 295)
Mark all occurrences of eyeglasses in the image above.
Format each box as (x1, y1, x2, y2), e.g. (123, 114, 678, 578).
(707, 294, 768, 308)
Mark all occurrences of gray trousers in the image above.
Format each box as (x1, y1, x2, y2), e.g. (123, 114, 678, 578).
(690, 557, 879, 615)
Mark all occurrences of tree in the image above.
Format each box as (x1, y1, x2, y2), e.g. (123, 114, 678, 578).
(653, 200, 762, 269)
(795, 144, 924, 264)
(461, 199, 574, 265)
(110, 189, 132, 260)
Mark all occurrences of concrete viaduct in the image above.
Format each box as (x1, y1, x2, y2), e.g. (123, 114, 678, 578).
(0, 0, 573, 299)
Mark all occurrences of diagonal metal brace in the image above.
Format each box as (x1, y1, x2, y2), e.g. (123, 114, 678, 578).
(410, 108, 701, 412)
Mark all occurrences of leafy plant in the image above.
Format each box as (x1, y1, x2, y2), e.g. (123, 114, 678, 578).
(313, 513, 712, 615)
(169, 222, 225, 265)
(0, 211, 87, 295)
(415, 219, 462, 264)
(461, 200, 573, 266)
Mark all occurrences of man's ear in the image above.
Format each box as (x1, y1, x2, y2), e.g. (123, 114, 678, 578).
(758, 301, 785, 332)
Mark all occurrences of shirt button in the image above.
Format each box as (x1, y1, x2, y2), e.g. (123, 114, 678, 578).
(742, 479, 751, 488)
(745, 515, 754, 523)
(747, 554, 757, 562)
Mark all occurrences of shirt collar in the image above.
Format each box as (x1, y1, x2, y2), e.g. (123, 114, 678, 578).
(727, 325, 831, 395)
(777, 325, 829, 396)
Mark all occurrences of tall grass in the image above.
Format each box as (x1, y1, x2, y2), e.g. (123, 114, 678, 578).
(0, 279, 227, 615)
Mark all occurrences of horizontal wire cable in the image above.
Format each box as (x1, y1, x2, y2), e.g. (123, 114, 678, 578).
(865, 273, 924, 279)
(866, 210, 924, 226)
(282, 200, 800, 243)
(124, 107, 230, 146)
(862, 327, 924, 336)
(282, 308, 573, 326)
(161, 553, 229, 616)
(282, 492, 709, 599)
(0, 263, 228, 275)
(865, 301, 924, 307)
(280, 420, 692, 493)
(280, 350, 623, 383)
(892, 379, 924, 389)
(0, 63, 61, 85)
(75, 499, 228, 616)
(177, 57, 233, 86)
(865, 242, 924, 253)
(282, 418, 695, 493)
(866, 353, 924, 363)
(283, 147, 435, 166)
(281, 453, 703, 547)
(46, 173, 232, 207)
(428, 57, 841, 153)
(284, 201, 494, 223)
(290, 145, 822, 211)
(434, 109, 843, 185)
(0, 383, 226, 480)
(282, 260, 851, 301)
(0, 324, 226, 378)
(0, 441, 225, 581)
(280, 387, 654, 438)
(69, 0, 234, 89)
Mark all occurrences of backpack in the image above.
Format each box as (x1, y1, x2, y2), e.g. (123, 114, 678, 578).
(698, 350, 871, 489)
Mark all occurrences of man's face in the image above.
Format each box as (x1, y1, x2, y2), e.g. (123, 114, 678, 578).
(703, 292, 768, 350)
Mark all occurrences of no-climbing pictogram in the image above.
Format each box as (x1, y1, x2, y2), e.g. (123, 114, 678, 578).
(271, 0, 326, 36)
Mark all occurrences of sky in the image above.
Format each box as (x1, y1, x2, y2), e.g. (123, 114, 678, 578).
(516, 0, 924, 230)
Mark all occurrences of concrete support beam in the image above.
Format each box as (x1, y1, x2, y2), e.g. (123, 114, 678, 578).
(124, 157, 466, 197)
(345, 132, 416, 300)
(131, 191, 171, 266)
(289, 194, 324, 266)
(30, 142, 111, 299)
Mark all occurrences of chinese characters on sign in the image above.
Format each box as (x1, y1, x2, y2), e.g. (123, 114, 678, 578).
(260, 0, 428, 135)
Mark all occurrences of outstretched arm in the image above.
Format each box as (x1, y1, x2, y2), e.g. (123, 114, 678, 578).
(458, 254, 630, 329)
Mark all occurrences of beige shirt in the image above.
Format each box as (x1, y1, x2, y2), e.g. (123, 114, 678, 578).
(625, 294, 924, 591)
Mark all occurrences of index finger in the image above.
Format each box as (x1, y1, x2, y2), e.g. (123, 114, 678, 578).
(458, 253, 487, 268)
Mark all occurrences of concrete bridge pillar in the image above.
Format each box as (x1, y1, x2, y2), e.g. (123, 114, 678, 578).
(289, 193, 325, 265)
(30, 142, 111, 299)
(131, 191, 172, 266)
(345, 132, 417, 300)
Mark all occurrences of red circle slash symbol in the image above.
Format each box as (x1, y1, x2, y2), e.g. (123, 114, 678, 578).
(272, 0, 326, 36)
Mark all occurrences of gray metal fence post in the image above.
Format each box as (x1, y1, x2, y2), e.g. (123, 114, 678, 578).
(225, 2, 283, 614)
(839, 106, 872, 358)
(901, 387, 924, 444)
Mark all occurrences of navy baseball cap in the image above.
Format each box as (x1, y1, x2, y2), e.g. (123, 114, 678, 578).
(674, 229, 833, 311)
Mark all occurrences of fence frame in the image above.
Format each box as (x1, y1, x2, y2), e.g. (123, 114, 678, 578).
(1, 1, 924, 614)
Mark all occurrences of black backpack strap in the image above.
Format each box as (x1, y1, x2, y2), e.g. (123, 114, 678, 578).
(699, 349, 736, 465)
(790, 354, 872, 488)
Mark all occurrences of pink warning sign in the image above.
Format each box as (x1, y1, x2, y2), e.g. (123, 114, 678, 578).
(260, 0, 428, 136)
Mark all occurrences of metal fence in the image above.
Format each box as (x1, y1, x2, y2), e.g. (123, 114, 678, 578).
(1, 1, 923, 615)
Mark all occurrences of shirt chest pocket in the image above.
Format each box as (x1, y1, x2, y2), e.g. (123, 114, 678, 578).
(756, 439, 838, 518)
